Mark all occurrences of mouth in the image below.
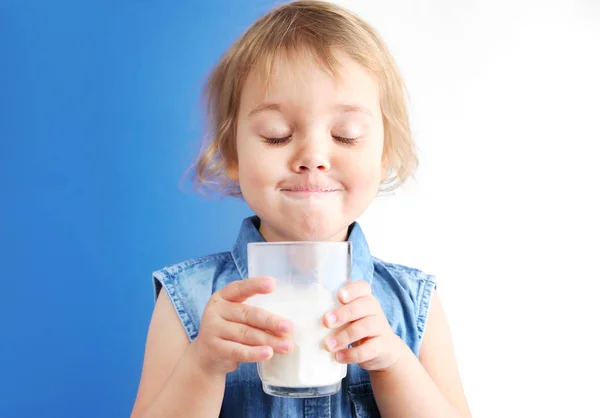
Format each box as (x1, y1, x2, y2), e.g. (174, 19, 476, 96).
(280, 188, 340, 192)
(279, 187, 342, 197)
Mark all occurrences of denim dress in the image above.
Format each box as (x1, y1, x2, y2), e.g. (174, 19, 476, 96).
(153, 216, 437, 418)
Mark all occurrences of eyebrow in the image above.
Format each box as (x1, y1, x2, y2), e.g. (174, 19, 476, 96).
(246, 103, 374, 118)
(247, 103, 282, 117)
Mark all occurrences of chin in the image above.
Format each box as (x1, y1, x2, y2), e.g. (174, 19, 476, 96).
(284, 218, 349, 242)
(251, 199, 354, 242)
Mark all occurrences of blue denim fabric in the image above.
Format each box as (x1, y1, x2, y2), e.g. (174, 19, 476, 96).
(153, 216, 437, 418)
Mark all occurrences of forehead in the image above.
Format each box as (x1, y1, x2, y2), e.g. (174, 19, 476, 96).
(239, 49, 381, 115)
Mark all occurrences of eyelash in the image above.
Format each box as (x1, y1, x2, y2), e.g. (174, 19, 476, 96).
(334, 136, 358, 145)
(263, 137, 291, 145)
(263, 136, 358, 146)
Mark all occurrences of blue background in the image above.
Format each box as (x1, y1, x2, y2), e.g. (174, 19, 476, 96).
(0, 1, 274, 416)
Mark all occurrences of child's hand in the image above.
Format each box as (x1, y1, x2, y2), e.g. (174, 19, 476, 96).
(323, 280, 402, 372)
(193, 276, 294, 377)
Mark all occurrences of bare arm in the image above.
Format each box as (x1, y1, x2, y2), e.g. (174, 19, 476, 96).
(131, 277, 294, 418)
(130, 288, 225, 418)
(369, 290, 472, 418)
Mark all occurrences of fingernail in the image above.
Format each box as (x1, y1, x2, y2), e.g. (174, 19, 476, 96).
(279, 321, 292, 333)
(325, 337, 337, 350)
(261, 347, 273, 359)
(340, 289, 349, 302)
(263, 278, 275, 291)
(325, 312, 337, 327)
(336, 351, 345, 362)
(279, 341, 292, 352)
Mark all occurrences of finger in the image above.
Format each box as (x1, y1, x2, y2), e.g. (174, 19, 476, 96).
(221, 322, 294, 355)
(334, 337, 379, 365)
(219, 276, 275, 303)
(216, 339, 274, 363)
(221, 301, 294, 336)
(324, 295, 380, 328)
(338, 280, 372, 304)
(324, 316, 380, 352)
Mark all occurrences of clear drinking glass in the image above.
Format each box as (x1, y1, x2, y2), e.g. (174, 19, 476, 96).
(247, 241, 352, 398)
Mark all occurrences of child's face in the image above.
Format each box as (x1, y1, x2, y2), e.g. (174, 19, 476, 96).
(234, 50, 386, 242)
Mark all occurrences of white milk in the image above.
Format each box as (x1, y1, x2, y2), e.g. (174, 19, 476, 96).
(250, 282, 346, 388)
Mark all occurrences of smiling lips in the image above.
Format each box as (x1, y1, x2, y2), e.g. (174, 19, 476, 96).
(281, 187, 340, 192)
(279, 186, 342, 198)
(279, 176, 344, 196)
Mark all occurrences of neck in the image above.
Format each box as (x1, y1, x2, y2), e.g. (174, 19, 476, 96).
(257, 219, 350, 242)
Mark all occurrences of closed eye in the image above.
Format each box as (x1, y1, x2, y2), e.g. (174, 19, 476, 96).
(263, 136, 358, 146)
(333, 136, 358, 145)
(263, 136, 291, 145)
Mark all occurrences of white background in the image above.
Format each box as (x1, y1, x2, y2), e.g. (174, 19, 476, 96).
(335, 0, 600, 416)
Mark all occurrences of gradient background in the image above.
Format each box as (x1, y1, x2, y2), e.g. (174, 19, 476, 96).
(2, 1, 599, 417)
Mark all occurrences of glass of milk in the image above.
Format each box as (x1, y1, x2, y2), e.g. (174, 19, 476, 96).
(247, 241, 351, 398)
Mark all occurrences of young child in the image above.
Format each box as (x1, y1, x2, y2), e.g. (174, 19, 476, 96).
(131, 1, 471, 417)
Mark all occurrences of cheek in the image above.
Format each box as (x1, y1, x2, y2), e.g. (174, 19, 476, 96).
(237, 151, 275, 190)
(354, 164, 382, 191)
(344, 147, 384, 191)
(340, 166, 379, 204)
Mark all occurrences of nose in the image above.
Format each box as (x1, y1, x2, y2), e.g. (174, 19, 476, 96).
(291, 137, 331, 173)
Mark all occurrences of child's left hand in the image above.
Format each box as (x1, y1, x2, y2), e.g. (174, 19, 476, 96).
(323, 280, 402, 372)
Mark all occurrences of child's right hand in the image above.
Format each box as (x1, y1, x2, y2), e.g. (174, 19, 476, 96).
(193, 276, 294, 377)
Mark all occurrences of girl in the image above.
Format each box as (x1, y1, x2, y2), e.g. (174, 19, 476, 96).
(131, 1, 471, 417)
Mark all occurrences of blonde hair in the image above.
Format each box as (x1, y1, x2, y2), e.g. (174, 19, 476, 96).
(192, 0, 417, 196)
